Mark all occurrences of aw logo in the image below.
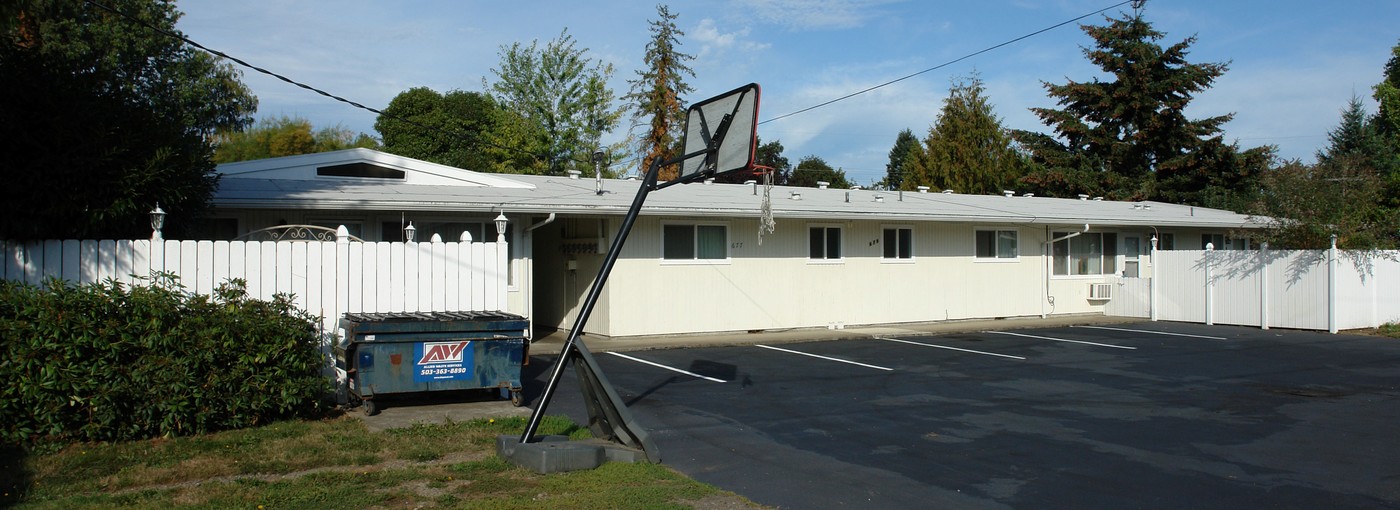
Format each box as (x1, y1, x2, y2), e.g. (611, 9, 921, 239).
(418, 341, 471, 365)
(414, 340, 474, 382)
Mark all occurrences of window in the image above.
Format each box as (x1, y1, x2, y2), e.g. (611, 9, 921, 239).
(1202, 233, 1247, 250)
(1158, 233, 1175, 251)
(663, 224, 727, 261)
(1052, 232, 1117, 275)
(882, 227, 913, 260)
(975, 229, 1018, 259)
(809, 226, 842, 260)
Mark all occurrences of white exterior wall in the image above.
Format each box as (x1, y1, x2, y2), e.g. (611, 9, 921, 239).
(593, 217, 1123, 337)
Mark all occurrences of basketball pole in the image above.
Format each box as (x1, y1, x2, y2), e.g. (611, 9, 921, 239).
(519, 135, 733, 446)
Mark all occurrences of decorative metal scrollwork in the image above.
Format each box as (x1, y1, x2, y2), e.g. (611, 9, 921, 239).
(233, 225, 364, 242)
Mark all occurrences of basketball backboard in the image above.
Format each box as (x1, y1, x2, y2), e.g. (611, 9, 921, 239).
(678, 83, 760, 181)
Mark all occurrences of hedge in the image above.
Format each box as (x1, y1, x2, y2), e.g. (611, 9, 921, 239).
(0, 274, 329, 447)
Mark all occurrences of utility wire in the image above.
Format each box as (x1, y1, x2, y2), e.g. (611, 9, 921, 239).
(81, 0, 599, 170)
(759, 0, 1134, 125)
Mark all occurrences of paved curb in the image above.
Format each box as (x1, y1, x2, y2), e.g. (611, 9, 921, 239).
(529, 314, 1142, 354)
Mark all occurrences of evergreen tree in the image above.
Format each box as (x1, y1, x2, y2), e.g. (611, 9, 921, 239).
(789, 155, 850, 189)
(1012, 9, 1272, 209)
(625, 4, 695, 180)
(1255, 96, 1400, 249)
(882, 129, 919, 190)
(904, 75, 1024, 195)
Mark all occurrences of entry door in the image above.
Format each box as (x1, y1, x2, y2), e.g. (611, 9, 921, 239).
(1122, 235, 1141, 278)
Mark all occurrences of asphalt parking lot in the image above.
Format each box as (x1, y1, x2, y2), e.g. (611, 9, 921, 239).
(526, 322, 1400, 509)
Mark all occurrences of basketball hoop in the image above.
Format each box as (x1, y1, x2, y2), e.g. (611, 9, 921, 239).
(754, 165, 777, 245)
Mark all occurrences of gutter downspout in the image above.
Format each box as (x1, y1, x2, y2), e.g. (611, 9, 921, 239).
(524, 213, 557, 341)
(1042, 224, 1090, 318)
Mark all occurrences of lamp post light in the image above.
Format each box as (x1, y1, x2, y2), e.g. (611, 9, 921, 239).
(404, 221, 416, 242)
(494, 213, 509, 242)
(150, 203, 167, 241)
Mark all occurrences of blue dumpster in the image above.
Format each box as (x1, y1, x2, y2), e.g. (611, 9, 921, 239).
(337, 311, 529, 415)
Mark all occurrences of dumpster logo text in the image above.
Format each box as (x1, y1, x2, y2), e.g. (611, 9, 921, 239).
(418, 341, 470, 365)
(414, 341, 475, 382)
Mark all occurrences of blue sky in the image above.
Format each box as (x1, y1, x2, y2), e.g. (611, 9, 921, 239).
(177, 0, 1400, 185)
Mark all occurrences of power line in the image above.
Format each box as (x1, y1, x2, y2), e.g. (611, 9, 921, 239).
(759, 1, 1135, 125)
(81, 0, 603, 170)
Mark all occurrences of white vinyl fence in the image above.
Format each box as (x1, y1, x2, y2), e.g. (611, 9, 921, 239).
(1111, 247, 1400, 332)
(1, 237, 510, 338)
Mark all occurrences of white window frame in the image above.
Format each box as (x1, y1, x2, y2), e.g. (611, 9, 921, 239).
(881, 225, 915, 263)
(1051, 231, 1118, 277)
(807, 224, 844, 264)
(660, 221, 731, 265)
(973, 228, 1019, 262)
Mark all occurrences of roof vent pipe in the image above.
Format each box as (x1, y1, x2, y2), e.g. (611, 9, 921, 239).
(917, 186, 930, 193)
(845, 191, 850, 203)
(567, 170, 582, 179)
(1078, 194, 1089, 200)
(790, 191, 802, 200)
(874, 194, 885, 203)
(1003, 190, 1014, 197)
(817, 181, 829, 189)
(898, 190, 904, 201)
(746, 180, 757, 195)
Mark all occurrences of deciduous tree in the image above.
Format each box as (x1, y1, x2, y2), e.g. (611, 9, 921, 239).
(374, 87, 526, 172)
(215, 115, 376, 163)
(789, 155, 850, 189)
(487, 29, 625, 175)
(626, 4, 695, 180)
(1, 0, 256, 239)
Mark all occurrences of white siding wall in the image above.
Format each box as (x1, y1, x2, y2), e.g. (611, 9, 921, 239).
(596, 217, 1115, 337)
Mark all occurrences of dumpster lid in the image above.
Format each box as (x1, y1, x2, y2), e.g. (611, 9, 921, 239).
(342, 311, 525, 323)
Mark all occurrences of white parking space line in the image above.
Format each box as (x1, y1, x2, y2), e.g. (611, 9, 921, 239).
(984, 330, 1137, 350)
(606, 352, 727, 383)
(879, 337, 1026, 360)
(755, 344, 895, 371)
(1072, 325, 1228, 340)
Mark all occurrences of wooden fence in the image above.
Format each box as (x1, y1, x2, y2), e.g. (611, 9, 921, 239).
(1108, 246, 1400, 332)
(0, 238, 510, 337)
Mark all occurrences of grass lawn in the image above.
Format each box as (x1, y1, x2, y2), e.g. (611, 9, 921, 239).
(1, 415, 760, 509)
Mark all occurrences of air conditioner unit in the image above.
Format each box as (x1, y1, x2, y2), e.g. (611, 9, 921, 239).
(1088, 283, 1113, 300)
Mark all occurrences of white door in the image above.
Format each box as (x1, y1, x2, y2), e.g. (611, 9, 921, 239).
(1122, 235, 1141, 278)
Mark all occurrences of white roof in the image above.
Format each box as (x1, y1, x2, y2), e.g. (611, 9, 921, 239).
(213, 149, 1260, 229)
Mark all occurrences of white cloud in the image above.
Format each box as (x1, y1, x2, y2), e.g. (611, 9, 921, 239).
(692, 18, 771, 59)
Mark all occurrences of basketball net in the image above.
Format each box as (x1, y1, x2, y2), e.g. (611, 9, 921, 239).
(755, 165, 776, 245)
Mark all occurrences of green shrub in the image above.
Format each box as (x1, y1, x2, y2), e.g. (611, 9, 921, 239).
(0, 274, 329, 448)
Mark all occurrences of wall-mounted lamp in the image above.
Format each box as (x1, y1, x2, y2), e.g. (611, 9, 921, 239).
(495, 213, 509, 242)
(150, 203, 167, 240)
(404, 221, 417, 242)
